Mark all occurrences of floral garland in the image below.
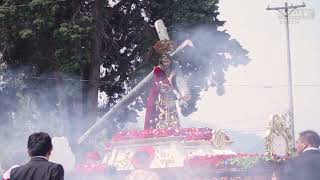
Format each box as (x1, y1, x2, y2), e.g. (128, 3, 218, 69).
(184, 154, 259, 170)
(218, 155, 260, 169)
(111, 127, 229, 142)
(262, 153, 290, 164)
(76, 153, 287, 174)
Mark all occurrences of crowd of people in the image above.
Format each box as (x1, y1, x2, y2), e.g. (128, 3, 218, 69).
(1, 130, 320, 180)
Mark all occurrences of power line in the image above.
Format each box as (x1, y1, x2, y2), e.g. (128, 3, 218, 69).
(18, 78, 320, 87)
(3, 75, 320, 87)
(223, 84, 320, 88)
(223, 129, 266, 133)
(29, 76, 125, 85)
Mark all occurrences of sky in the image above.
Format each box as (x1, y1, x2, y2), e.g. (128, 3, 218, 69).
(186, 0, 320, 138)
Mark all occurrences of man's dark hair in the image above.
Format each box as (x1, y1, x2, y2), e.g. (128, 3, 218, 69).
(299, 130, 320, 148)
(27, 132, 53, 156)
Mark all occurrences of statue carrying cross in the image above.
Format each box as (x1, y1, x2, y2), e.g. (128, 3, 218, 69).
(78, 19, 194, 144)
(144, 20, 193, 129)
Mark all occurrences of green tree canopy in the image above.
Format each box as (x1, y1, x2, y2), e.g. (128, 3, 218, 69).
(0, 0, 249, 150)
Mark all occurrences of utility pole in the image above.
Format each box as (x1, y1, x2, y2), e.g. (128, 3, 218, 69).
(267, 2, 306, 148)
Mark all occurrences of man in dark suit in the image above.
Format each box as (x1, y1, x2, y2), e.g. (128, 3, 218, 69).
(10, 132, 64, 180)
(281, 130, 320, 180)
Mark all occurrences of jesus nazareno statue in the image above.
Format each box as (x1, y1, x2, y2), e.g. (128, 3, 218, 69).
(144, 41, 191, 129)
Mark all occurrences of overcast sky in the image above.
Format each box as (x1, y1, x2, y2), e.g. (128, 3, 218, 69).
(186, 0, 320, 137)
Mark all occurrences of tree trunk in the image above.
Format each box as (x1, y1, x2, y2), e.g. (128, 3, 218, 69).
(86, 0, 104, 127)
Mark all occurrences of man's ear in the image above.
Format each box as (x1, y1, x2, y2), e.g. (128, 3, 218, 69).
(27, 150, 32, 157)
(47, 148, 53, 156)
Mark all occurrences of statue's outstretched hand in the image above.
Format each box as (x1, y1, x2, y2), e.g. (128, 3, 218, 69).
(179, 94, 191, 108)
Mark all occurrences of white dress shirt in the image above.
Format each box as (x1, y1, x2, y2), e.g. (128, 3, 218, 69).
(303, 147, 319, 153)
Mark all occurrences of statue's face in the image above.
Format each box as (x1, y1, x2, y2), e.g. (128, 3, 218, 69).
(161, 57, 171, 68)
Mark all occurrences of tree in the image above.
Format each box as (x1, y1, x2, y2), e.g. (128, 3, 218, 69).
(0, 0, 250, 146)
(0, 0, 96, 145)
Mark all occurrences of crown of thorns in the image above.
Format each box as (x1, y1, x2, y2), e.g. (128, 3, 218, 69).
(153, 40, 176, 55)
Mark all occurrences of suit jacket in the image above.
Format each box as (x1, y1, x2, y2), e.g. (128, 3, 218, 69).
(10, 157, 64, 180)
(280, 149, 320, 180)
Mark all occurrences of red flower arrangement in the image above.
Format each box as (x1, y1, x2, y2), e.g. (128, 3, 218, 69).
(76, 163, 107, 174)
(104, 142, 112, 151)
(85, 151, 101, 161)
(75, 152, 107, 174)
(184, 154, 259, 168)
(131, 146, 155, 169)
(111, 127, 225, 142)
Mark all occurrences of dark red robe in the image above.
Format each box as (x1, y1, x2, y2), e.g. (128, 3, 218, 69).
(144, 66, 172, 129)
